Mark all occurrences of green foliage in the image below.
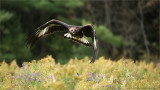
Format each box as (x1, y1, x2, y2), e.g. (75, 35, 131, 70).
(72, 45, 93, 59)
(46, 36, 73, 64)
(63, 0, 84, 8)
(0, 10, 13, 23)
(82, 20, 124, 47)
(34, 0, 59, 13)
(0, 14, 31, 63)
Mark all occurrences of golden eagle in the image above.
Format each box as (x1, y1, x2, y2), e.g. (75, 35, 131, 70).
(26, 19, 98, 63)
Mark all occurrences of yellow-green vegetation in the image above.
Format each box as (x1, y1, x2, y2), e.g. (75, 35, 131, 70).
(0, 56, 160, 90)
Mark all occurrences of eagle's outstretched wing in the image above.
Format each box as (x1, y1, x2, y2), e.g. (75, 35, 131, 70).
(26, 19, 69, 48)
(80, 24, 99, 63)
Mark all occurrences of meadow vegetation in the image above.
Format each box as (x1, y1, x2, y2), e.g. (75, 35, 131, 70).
(0, 56, 160, 89)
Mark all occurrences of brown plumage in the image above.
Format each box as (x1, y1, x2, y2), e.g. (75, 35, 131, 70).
(26, 19, 98, 63)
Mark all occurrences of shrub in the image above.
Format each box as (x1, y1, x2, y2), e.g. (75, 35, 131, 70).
(0, 56, 160, 89)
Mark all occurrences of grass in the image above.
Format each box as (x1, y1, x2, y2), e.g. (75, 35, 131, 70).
(0, 56, 160, 90)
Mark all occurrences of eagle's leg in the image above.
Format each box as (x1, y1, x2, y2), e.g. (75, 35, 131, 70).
(72, 37, 91, 46)
(80, 37, 89, 44)
(64, 33, 91, 46)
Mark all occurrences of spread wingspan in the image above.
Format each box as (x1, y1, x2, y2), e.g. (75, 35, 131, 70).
(26, 19, 69, 48)
(26, 19, 99, 63)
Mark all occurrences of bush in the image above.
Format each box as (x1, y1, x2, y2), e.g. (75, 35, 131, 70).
(0, 56, 160, 89)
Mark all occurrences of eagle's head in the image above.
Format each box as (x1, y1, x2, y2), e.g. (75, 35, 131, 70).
(69, 27, 79, 35)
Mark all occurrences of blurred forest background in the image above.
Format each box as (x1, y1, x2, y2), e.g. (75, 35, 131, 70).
(0, 0, 159, 65)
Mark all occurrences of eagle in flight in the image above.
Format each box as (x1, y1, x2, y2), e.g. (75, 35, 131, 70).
(26, 19, 98, 63)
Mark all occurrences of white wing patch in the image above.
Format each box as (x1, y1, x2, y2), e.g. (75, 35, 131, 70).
(38, 27, 49, 37)
(93, 37, 97, 49)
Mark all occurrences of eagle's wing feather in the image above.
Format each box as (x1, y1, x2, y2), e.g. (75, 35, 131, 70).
(26, 19, 69, 48)
(80, 24, 99, 63)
